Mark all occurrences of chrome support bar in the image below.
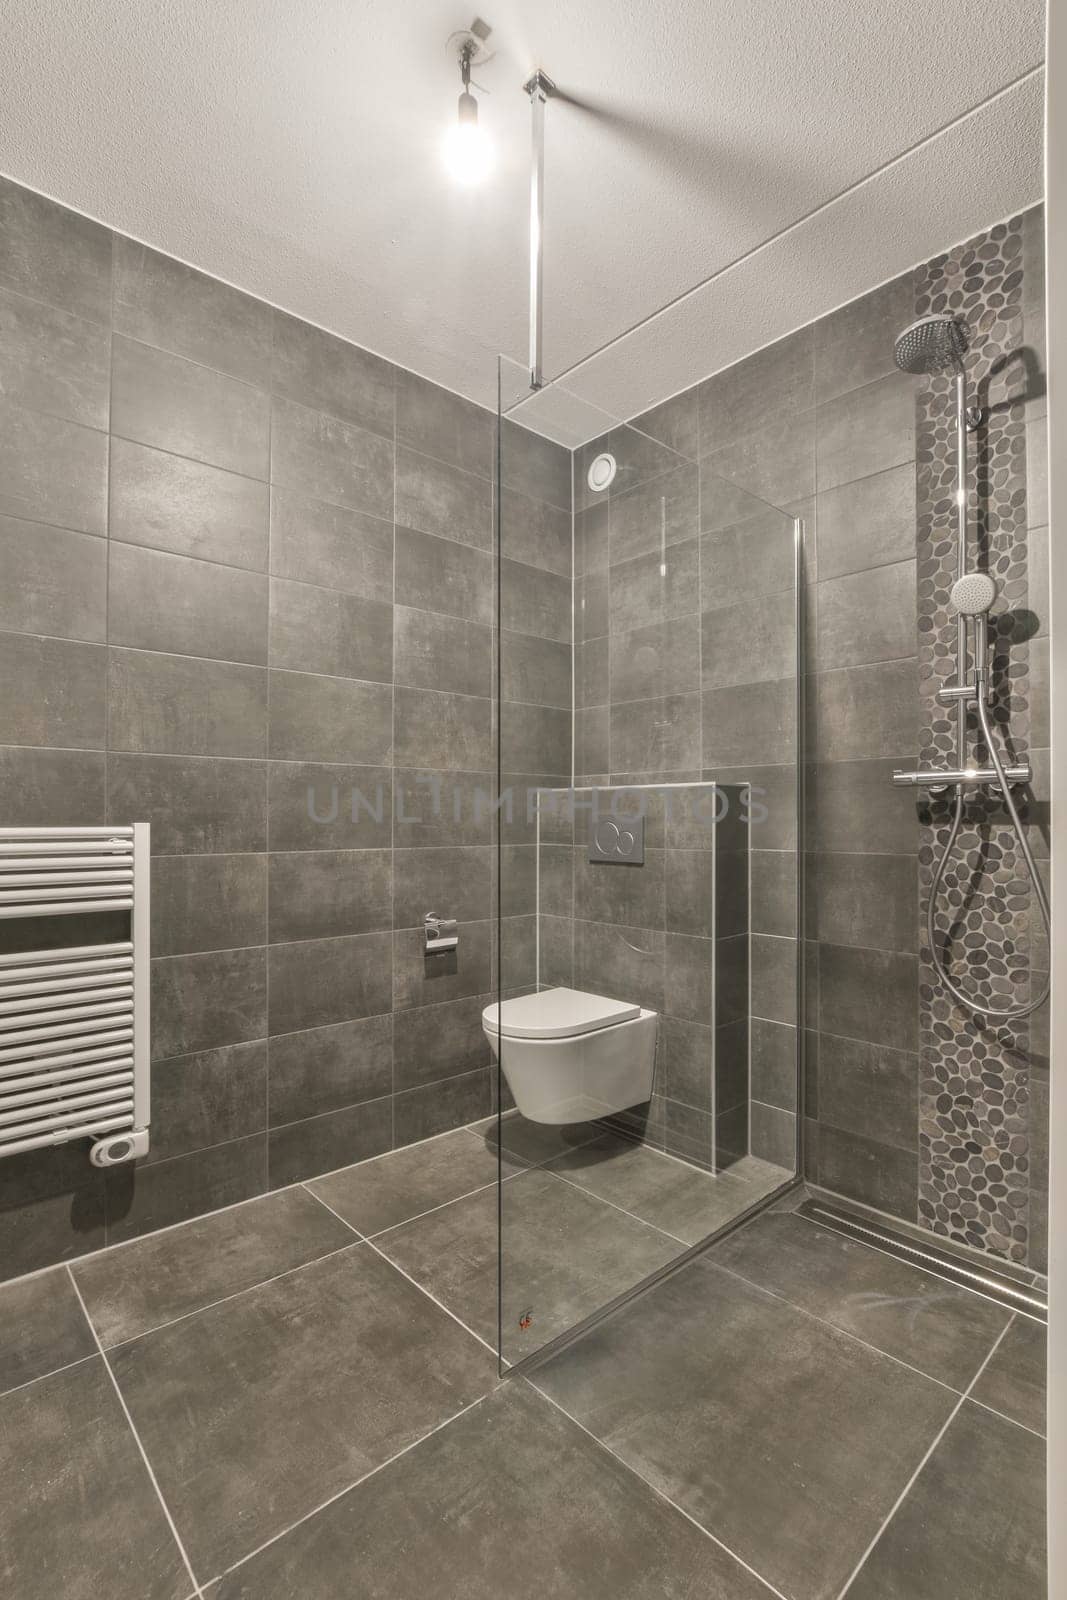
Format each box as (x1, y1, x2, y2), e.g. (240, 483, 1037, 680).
(523, 68, 555, 391)
(892, 763, 1032, 788)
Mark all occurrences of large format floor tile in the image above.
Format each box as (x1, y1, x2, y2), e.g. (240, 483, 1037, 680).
(710, 1211, 1011, 1389)
(377, 1165, 680, 1362)
(108, 1244, 495, 1579)
(207, 1383, 774, 1599)
(308, 1126, 522, 1236)
(469, 1110, 603, 1167)
(847, 1401, 1046, 1599)
(0, 1265, 95, 1393)
(0, 1357, 190, 1600)
(546, 1134, 789, 1244)
(535, 1255, 958, 1600)
(969, 1314, 1047, 1436)
(73, 1185, 354, 1346)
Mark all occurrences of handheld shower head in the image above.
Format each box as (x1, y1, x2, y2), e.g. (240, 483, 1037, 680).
(950, 571, 997, 616)
(894, 314, 969, 376)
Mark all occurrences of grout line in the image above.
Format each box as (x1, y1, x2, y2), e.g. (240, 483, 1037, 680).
(0, 1350, 99, 1404)
(703, 1255, 972, 1399)
(966, 1393, 1046, 1442)
(526, 1379, 789, 1600)
(834, 1316, 1017, 1599)
(201, 1390, 494, 1590)
(361, 1234, 501, 1361)
(66, 1267, 205, 1599)
(85, 1240, 365, 1353)
(0, 1117, 503, 1294)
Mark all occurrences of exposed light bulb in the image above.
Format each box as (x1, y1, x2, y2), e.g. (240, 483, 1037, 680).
(444, 89, 492, 184)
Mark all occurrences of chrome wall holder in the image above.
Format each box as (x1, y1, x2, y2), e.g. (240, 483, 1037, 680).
(424, 912, 459, 954)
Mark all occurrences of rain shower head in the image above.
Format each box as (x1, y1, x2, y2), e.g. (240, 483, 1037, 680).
(950, 571, 998, 616)
(893, 314, 969, 376)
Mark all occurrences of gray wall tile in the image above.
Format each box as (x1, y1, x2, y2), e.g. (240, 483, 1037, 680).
(612, 616, 699, 702)
(396, 606, 492, 698)
(612, 694, 701, 775)
(109, 753, 267, 854)
(816, 371, 915, 491)
(113, 239, 273, 387)
(393, 919, 492, 1010)
(109, 542, 269, 663)
(0, 176, 111, 321)
(268, 849, 392, 941)
(816, 1033, 918, 1151)
(608, 462, 698, 565)
(396, 369, 493, 479)
(816, 463, 916, 580)
(0, 285, 110, 428)
(750, 1102, 797, 1168)
(815, 560, 915, 670)
(268, 670, 392, 764)
(110, 437, 269, 571)
(703, 679, 796, 767)
(702, 411, 815, 515)
(105, 1135, 267, 1242)
(112, 335, 270, 478)
(702, 591, 796, 689)
(811, 852, 917, 953)
(270, 395, 393, 517)
(151, 853, 267, 956)
(109, 648, 267, 757)
(501, 558, 572, 643)
(394, 686, 492, 771)
(271, 310, 394, 439)
(810, 659, 917, 762)
(269, 578, 392, 683)
(268, 933, 392, 1035)
(814, 275, 913, 404)
(266, 762, 392, 853)
(499, 487, 571, 576)
(817, 1124, 918, 1217)
(269, 487, 392, 600)
(500, 702, 570, 775)
(501, 418, 571, 509)
(393, 846, 491, 930)
(393, 1069, 492, 1145)
(502, 630, 571, 710)
(147, 1040, 268, 1164)
(0, 397, 107, 534)
(0, 515, 106, 641)
(609, 540, 699, 634)
(395, 524, 492, 625)
(700, 507, 797, 610)
(393, 768, 493, 849)
(268, 1014, 393, 1125)
(0, 631, 105, 747)
(151, 947, 267, 1060)
(0, 745, 105, 826)
(267, 1099, 392, 1189)
(393, 993, 491, 1090)
(750, 1019, 797, 1111)
(699, 327, 814, 453)
(395, 445, 492, 552)
(819, 943, 918, 1053)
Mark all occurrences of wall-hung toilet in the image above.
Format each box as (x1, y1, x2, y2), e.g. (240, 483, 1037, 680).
(481, 987, 657, 1125)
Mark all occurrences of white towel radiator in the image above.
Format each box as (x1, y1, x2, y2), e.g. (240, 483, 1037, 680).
(0, 824, 150, 1167)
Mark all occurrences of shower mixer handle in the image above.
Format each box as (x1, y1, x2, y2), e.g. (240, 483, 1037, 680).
(891, 763, 1032, 789)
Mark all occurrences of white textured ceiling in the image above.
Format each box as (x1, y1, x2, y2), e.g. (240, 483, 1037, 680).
(0, 0, 1046, 434)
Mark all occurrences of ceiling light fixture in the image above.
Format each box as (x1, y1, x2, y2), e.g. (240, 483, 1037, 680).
(443, 23, 494, 185)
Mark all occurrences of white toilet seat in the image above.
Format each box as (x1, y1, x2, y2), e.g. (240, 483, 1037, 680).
(482, 987, 640, 1041)
(482, 987, 658, 1125)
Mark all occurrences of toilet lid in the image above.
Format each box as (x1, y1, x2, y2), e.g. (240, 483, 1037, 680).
(483, 987, 641, 1040)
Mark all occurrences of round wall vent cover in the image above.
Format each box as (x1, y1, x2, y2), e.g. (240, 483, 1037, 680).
(587, 452, 617, 492)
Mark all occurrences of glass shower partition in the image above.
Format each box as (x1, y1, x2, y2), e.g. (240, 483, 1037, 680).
(494, 354, 804, 1371)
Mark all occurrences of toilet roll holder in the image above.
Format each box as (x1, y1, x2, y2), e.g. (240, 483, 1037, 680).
(424, 912, 459, 954)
